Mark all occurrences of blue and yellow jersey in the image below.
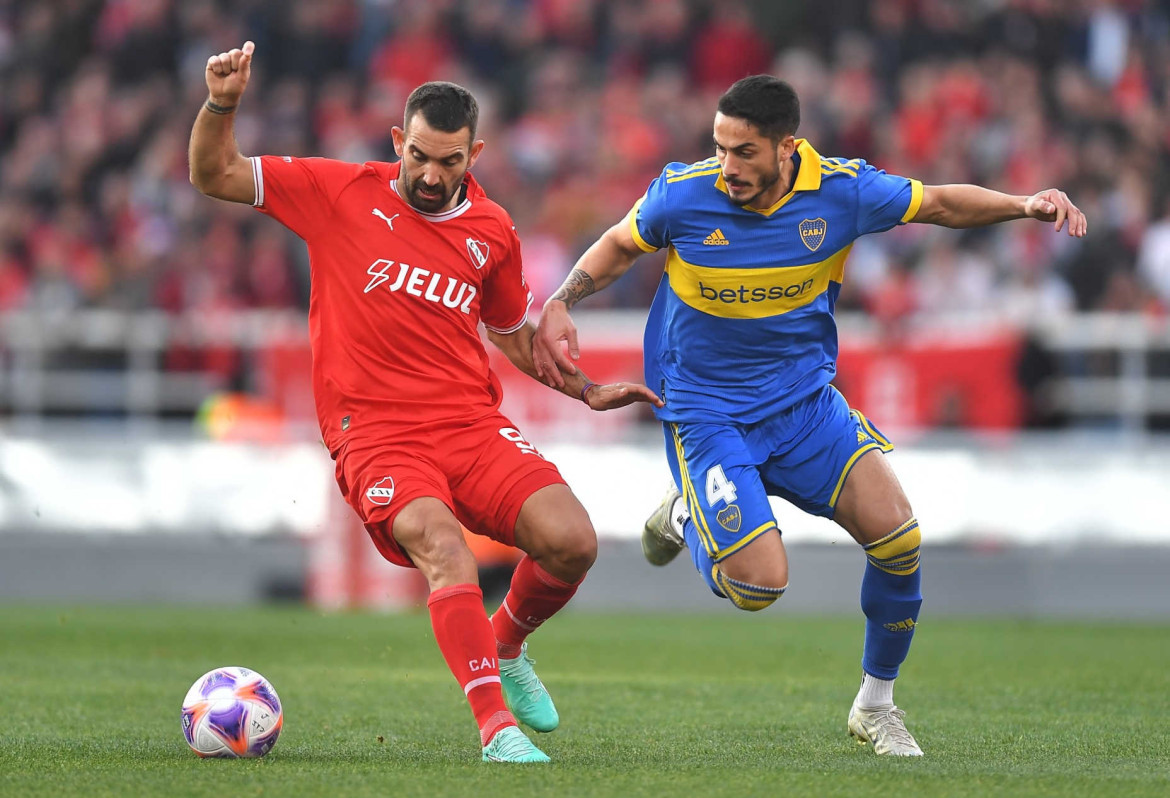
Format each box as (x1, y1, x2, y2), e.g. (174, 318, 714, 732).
(633, 139, 922, 424)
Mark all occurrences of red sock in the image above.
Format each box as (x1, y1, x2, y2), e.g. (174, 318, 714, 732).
(427, 584, 516, 746)
(491, 556, 583, 659)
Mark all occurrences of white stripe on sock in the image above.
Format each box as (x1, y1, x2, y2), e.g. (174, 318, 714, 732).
(503, 600, 537, 631)
(463, 675, 500, 695)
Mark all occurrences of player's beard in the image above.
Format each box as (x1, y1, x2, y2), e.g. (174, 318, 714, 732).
(402, 172, 461, 213)
(726, 157, 782, 208)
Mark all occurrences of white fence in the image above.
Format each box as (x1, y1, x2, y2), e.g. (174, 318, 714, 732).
(2, 435, 1168, 545)
(3, 308, 1170, 545)
(3, 310, 1170, 429)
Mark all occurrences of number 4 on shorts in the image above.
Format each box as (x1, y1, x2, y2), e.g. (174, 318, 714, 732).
(705, 465, 737, 506)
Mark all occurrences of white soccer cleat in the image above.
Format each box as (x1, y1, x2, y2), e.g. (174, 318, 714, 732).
(848, 703, 924, 756)
(642, 487, 686, 566)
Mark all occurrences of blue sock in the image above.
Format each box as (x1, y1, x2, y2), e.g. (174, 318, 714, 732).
(683, 518, 725, 599)
(859, 518, 923, 680)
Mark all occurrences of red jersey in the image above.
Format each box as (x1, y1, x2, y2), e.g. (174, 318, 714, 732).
(251, 156, 533, 453)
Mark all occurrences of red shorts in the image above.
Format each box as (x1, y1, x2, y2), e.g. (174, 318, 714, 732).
(333, 412, 566, 568)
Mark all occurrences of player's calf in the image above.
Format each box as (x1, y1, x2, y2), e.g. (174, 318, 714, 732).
(489, 559, 579, 732)
(849, 516, 924, 754)
(859, 517, 923, 679)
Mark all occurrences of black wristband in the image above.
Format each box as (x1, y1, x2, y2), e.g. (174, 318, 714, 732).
(204, 99, 237, 115)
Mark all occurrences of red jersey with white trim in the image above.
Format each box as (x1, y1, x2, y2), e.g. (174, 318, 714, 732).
(251, 156, 533, 453)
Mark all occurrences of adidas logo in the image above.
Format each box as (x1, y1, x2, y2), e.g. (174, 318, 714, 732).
(703, 228, 730, 246)
(883, 618, 917, 633)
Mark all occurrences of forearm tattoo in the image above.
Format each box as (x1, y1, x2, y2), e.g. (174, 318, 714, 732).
(550, 269, 595, 309)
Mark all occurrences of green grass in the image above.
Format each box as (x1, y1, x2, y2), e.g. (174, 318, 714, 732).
(1, 607, 1167, 797)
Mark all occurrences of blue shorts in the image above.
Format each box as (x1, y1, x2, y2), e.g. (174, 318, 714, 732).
(662, 384, 893, 562)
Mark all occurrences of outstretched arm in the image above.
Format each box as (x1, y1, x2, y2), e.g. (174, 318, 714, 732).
(533, 209, 648, 386)
(489, 322, 663, 410)
(189, 41, 257, 204)
(912, 184, 1087, 237)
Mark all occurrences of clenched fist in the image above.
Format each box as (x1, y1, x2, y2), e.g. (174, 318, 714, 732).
(205, 41, 254, 108)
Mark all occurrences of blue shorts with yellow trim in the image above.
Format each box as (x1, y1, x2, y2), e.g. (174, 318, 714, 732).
(663, 384, 893, 562)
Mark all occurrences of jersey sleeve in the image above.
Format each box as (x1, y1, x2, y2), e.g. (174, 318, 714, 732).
(854, 161, 923, 236)
(480, 221, 534, 334)
(629, 166, 674, 253)
(251, 156, 367, 240)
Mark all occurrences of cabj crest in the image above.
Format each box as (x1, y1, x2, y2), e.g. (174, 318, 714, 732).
(799, 218, 827, 252)
(716, 504, 742, 533)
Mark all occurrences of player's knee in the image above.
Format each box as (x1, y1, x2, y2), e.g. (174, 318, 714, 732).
(711, 564, 788, 612)
(429, 532, 477, 571)
(533, 518, 597, 580)
(572, 518, 600, 567)
(398, 522, 476, 584)
(863, 517, 921, 577)
(718, 555, 789, 594)
(556, 530, 597, 578)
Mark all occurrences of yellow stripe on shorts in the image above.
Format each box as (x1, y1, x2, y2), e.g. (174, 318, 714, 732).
(671, 424, 717, 556)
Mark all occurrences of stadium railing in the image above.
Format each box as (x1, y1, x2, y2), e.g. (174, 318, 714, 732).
(3, 309, 1170, 432)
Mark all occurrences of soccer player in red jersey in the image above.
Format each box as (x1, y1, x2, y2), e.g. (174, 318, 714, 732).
(189, 41, 663, 764)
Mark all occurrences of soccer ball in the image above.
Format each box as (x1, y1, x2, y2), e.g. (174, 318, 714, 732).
(181, 666, 283, 758)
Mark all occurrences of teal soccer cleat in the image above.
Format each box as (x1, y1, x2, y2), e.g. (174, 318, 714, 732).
(499, 643, 560, 732)
(481, 726, 550, 763)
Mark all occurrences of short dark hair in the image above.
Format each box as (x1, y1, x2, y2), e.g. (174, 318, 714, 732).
(404, 81, 479, 139)
(717, 75, 800, 141)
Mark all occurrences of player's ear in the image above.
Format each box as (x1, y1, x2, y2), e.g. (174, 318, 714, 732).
(391, 126, 405, 157)
(776, 134, 797, 161)
(467, 139, 485, 168)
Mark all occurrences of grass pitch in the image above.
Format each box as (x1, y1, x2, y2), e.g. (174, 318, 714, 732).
(1, 606, 1166, 798)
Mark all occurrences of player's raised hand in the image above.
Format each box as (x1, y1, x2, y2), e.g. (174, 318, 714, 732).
(584, 382, 664, 411)
(1025, 188, 1087, 237)
(533, 301, 580, 388)
(205, 41, 255, 107)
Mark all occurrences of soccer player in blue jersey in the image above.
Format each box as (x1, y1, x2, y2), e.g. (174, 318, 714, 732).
(532, 75, 1086, 757)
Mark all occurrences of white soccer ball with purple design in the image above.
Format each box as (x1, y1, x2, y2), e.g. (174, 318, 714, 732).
(181, 666, 283, 758)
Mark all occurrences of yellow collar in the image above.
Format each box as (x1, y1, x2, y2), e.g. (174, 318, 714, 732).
(715, 138, 822, 217)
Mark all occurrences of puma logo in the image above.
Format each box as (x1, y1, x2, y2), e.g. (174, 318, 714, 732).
(372, 208, 399, 230)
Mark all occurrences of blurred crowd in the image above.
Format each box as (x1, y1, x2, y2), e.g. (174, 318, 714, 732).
(1, 0, 1169, 322)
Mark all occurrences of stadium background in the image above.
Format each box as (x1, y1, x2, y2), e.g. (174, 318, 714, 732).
(2, 0, 1170, 608)
(3, 2, 1170, 795)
